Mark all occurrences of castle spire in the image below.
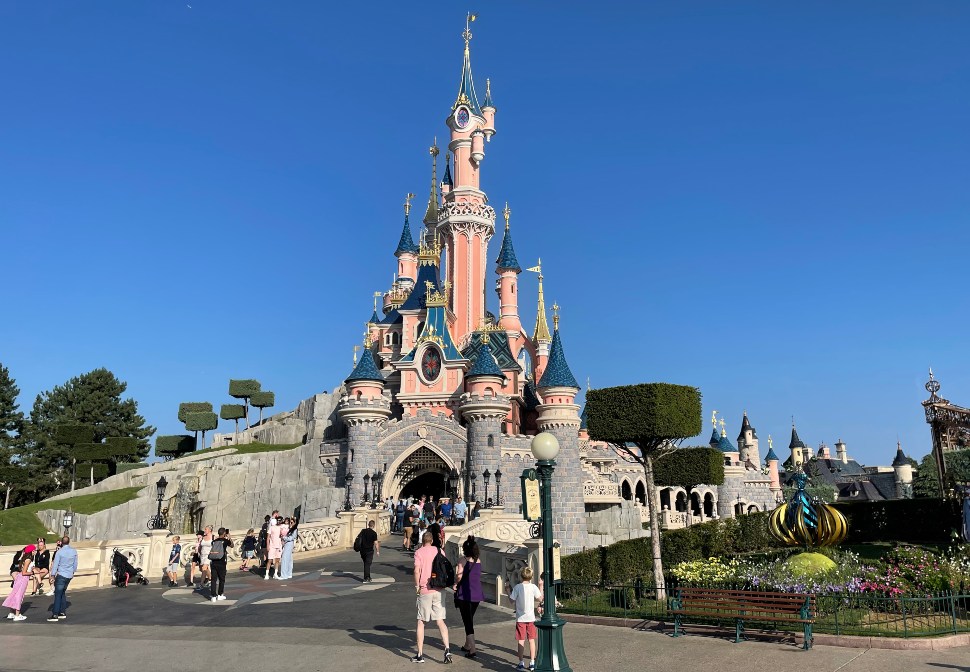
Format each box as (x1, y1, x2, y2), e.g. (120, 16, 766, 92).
(424, 141, 440, 225)
(454, 13, 482, 114)
(537, 308, 579, 390)
(495, 202, 521, 272)
(395, 194, 419, 257)
(483, 77, 494, 108)
(527, 259, 551, 344)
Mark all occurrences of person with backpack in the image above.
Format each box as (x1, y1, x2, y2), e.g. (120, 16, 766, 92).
(207, 528, 233, 601)
(453, 536, 484, 658)
(411, 530, 453, 664)
(354, 519, 379, 582)
(395, 499, 406, 534)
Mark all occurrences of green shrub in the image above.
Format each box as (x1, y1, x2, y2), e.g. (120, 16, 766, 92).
(76, 462, 109, 480)
(184, 412, 218, 433)
(653, 447, 725, 489)
(585, 384, 702, 446)
(220, 404, 246, 420)
(55, 424, 94, 446)
(156, 435, 196, 459)
(229, 379, 261, 399)
(178, 402, 213, 423)
(250, 391, 275, 408)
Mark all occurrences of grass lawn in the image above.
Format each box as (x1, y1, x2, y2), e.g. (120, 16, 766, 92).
(0, 486, 143, 546)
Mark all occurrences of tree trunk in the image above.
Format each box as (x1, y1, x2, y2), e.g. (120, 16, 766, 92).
(234, 418, 239, 444)
(201, 430, 207, 451)
(193, 430, 199, 450)
(245, 399, 250, 430)
(4, 485, 10, 510)
(643, 454, 666, 600)
(258, 407, 264, 426)
(90, 465, 94, 488)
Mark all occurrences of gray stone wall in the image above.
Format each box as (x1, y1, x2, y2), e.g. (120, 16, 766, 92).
(585, 501, 647, 543)
(541, 424, 589, 555)
(347, 420, 386, 505)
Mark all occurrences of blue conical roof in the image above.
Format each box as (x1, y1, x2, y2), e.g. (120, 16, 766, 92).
(538, 328, 579, 389)
(442, 157, 453, 187)
(466, 341, 505, 379)
(717, 435, 737, 453)
(453, 42, 483, 115)
(495, 225, 521, 272)
(709, 428, 720, 447)
(580, 403, 588, 430)
(892, 444, 909, 468)
(765, 446, 779, 462)
(789, 426, 806, 450)
(346, 348, 384, 384)
(369, 309, 381, 325)
(395, 215, 419, 257)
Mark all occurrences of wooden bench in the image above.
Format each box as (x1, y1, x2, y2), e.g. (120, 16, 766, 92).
(670, 587, 815, 649)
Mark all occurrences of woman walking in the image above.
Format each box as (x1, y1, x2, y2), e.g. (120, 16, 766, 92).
(4, 544, 36, 621)
(278, 517, 298, 580)
(453, 536, 484, 657)
(265, 517, 283, 579)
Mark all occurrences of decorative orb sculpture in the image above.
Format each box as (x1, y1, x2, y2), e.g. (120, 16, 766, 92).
(769, 469, 847, 547)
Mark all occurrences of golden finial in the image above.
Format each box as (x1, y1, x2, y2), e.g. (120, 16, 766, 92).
(404, 193, 415, 216)
(463, 12, 477, 46)
(353, 344, 361, 365)
(424, 280, 451, 307)
(586, 376, 591, 392)
(552, 302, 560, 330)
(486, 78, 491, 99)
(719, 418, 726, 438)
(476, 319, 502, 345)
(372, 291, 381, 311)
(418, 233, 442, 266)
(768, 435, 773, 451)
(503, 202, 511, 231)
(711, 410, 718, 429)
(430, 138, 439, 159)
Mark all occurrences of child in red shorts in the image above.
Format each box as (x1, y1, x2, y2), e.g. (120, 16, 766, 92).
(508, 566, 543, 671)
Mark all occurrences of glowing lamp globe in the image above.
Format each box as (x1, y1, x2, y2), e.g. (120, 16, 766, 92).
(531, 432, 560, 461)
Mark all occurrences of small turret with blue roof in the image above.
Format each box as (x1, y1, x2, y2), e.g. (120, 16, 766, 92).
(537, 307, 579, 390)
(764, 441, 780, 463)
(394, 214, 419, 258)
(346, 345, 384, 385)
(495, 201, 521, 273)
(465, 338, 506, 380)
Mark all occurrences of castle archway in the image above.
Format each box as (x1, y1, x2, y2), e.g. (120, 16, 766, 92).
(386, 445, 456, 501)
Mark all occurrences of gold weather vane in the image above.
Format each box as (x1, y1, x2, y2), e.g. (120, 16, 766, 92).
(552, 302, 560, 330)
(463, 12, 477, 46)
(719, 417, 726, 438)
(404, 193, 415, 216)
(711, 410, 718, 429)
(353, 344, 361, 365)
(503, 202, 511, 231)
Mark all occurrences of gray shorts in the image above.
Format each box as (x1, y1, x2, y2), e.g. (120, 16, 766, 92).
(416, 591, 446, 622)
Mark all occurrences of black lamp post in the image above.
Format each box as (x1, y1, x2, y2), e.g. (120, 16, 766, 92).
(494, 467, 502, 506)
(482, 469, 491, 508)
(62, 510, 74, 538)
(362, 472, 371, 507)
(371, 470, 382, 509)
(468, 470, 478, 503)
(343, 472, 355, 511)
(148, 476, 169, 530)
(531, 432, 571, 672)
(448, 468, 460, 499)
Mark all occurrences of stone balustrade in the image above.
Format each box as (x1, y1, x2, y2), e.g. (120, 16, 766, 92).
(0, 509, 390, 598)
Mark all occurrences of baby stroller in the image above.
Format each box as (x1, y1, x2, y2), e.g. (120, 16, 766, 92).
(112, 550, 149, 587)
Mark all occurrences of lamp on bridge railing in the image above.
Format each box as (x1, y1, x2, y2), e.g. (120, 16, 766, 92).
(466, 468, 478, 503)
(371, 470, 383, 509)
(448, 468, 460, 499)
(62, 509, 74, 538)
(148, 476, 169, 530)
(494, 467, 502, 506)
(343, 473, 355, 511)
(482, 469, 491, 508)
(362, 472, 371, 507)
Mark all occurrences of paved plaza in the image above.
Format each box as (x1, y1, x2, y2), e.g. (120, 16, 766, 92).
(2, 545, 969, 672)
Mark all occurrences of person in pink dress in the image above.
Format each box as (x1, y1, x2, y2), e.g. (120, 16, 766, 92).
(4, 544, 36, 621)
(264, 517, 283, 580)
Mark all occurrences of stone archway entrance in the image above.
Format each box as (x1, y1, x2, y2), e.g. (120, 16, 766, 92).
(388, 446, 453, 501)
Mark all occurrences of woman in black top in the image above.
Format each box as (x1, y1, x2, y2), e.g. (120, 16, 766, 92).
(31, 539, 51, 596)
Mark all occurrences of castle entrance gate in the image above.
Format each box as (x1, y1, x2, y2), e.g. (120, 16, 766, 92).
(389, 446, 454, 502)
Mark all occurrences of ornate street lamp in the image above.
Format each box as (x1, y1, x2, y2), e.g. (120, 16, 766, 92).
(494, 467, 502, 507)
(62, 510, 74, 538)
(448, 468, 459, 499)
(468, 470, 478, 503)
(530, 432, 571, 672)
(482, 469, 491, 508)
(362, 472, 371, 507)
(371, 470, 382, 509)
(147, 476, 169, 530)
(343, 472, 355, 512)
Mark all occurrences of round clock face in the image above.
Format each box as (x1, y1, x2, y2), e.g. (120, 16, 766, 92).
(455, 107, 470, 129)
(421, 347, 442, 382)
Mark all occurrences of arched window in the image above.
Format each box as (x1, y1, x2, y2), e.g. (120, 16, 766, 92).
(635, 481, 646, 505)
(690, 491, 701, 516)
(703, 492, 715, 518)
(621, 480, 632, 501)
(355, 391, 362, 401)
(484, 386, 494, 397)
(488, 435, 494, 448)
(675, 491, 688, 512)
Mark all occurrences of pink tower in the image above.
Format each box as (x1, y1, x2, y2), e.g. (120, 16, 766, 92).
(436, 18, 498, 344)
(495, 202, 523, 353)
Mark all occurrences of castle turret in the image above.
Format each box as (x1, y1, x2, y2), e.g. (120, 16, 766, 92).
(495, 203, 523, 351)
(893, 441, 913, 499)
(394, 196, 420, 286)
(835, 438, 848, 464)
(536, 308, 587, 554)
(529, 259, 552, 380)
(339, 343, 392, 506)
(481, 78, 496, 138)
(460, 336, 511, 502)
(818, 442, 831, 460)
(789, 424, 806, 466)
(736, 411, 760, 465)
(717, 420, 740, 464)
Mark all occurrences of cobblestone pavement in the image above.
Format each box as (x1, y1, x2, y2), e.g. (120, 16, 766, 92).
(1, 545, 969, 671)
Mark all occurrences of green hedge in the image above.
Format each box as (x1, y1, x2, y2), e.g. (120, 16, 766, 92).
(250, 391, 275, 408)
(156, 435, 196, 458)
(832, 498, 962, 544)
(220, 404, 246, 420)
(105, 436, 140, 458)
(76, 462, 109, 479)
(229, 379, 261, 399)
(653, 447, 725, 489)
(55, 424, 94, 446)
(178, 402, 212, 423)
(586, 383, 702, 446)
(72, 443, 116, 461)
(184, 411, 218, 433)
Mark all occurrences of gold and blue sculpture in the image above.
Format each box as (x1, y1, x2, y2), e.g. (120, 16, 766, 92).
(769, 468, 847, 547)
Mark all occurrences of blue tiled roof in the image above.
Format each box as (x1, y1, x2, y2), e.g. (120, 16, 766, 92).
(442, 158, 453, 187)
(379, 307, 402, 326)
(399, 304, 463, 362)
(765, 447, 779, 462)
(709, 428, 720, 446)
(461, 331, 521, 372)
(717, 435, 737, 453)
(369, 309, 380, 325)
(892, 446, 909, 468)
(466, 341, 506, 379)
(483, 81, 494, 108)
(346, 348, 384, 384)
(454, 44, 483, 116)
(399, 264, 442, 312)
(395, 215, 419, 257)
(538, 329, 579, 389)
(495, 226, 521, 272)
(580, 404, 588, 430)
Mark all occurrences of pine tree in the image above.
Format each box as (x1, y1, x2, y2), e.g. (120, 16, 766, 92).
(24, 368, 155, 499)
(0, 364, 26, 508)
(913, 453, 942, 499)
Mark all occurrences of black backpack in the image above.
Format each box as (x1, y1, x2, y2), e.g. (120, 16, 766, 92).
(208, 539, 226, 561)
(428, 548, 455, 589)
(9, 550, 23, 574)
(396, 502, 406, 515)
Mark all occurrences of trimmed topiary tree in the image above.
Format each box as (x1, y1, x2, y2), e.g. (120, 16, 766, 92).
(229, 380, 261, 429)
(155, 435, 196, 460)
(185, 411, 218, 450)
(55, 424, 95, 492)
(250, 391, 275, 426)
(72, 436, 141, 485)
(586, 383, 702, 598)
(220, 404, 246, 443)
(178, 402, 213, 447)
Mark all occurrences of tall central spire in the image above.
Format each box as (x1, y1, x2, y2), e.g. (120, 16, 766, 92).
(531, 259, 551, 344)
(424, 140, 440, 226)
(454, 12, 482, 114)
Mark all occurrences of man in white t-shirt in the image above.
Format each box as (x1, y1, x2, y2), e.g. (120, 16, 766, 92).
(508, 566, 543, 671)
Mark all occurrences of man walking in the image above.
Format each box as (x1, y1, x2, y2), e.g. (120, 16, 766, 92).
(453, 497, 467, 526)
(47, 536, 77, 622)
(412, 530, 452, 664)
(358, 520, 379, 582)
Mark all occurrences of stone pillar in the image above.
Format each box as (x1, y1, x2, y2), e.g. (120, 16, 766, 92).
(536, 395, 588, 556)
(338, 396, 391, 506)
(143, 529, 172, 580)
(461, 393, 510, 503)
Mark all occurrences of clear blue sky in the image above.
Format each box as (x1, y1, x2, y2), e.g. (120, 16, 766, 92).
(2, 3, 968, 467)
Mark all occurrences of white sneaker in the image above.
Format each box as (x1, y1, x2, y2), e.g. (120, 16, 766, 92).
(13, 614, 26, 621)
(5, 613, 13, 619)
(217, 594, 227, 601)
(44, 590, 54, 596)
(210, 596, 218, 602)
(263, 574, 269, 580)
